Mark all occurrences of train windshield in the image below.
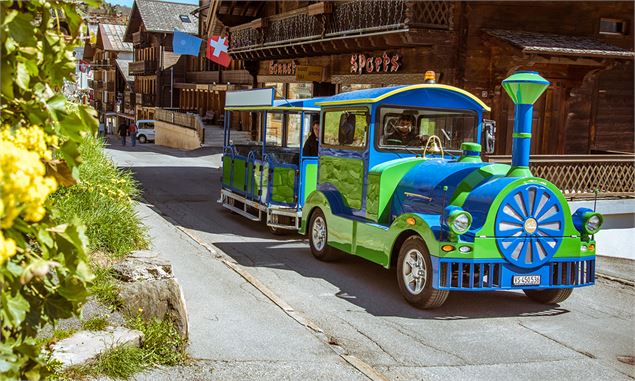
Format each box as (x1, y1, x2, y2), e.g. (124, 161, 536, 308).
(377, 107, 478, 153)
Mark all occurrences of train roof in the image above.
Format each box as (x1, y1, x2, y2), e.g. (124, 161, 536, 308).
(315, 84, 491, 112)
(224, 97, 326, 111)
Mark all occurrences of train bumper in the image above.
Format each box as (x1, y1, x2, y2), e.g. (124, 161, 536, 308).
(430, 239, 596, 290)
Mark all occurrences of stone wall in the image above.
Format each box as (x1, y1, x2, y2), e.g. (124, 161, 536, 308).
(155, 121, 201, 151)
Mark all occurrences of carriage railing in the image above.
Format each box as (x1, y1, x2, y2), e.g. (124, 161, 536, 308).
(488, 155, 635, 198)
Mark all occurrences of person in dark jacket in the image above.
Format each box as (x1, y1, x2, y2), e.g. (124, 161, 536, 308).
(302, 121, 320, 156)
(117, 122, 128, 146)
(338, 113, 356, 145)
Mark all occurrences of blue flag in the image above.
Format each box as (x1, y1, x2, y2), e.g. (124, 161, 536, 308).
(173, 30, 202, 56)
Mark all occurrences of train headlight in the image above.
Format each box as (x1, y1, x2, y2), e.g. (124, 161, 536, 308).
(446, 208, 472, 235)
(584, 214, 602, 234)
(573, 208, 603, 235)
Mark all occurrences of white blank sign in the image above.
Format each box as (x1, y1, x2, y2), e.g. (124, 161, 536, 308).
(225, 88, 274, 107)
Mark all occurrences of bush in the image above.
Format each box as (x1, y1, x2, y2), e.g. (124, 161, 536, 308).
(51, 136, 148, 258)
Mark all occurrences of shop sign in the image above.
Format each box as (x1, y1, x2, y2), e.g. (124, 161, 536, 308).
(350, 52, 401, 74)
(295, 65, 323, 82)
(269, 61, 296, 75)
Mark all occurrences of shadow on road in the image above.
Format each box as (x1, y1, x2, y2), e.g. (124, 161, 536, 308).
(129, 164, 569, 321)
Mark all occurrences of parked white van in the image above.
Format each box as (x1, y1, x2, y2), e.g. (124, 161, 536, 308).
(136, 120, 155, 143)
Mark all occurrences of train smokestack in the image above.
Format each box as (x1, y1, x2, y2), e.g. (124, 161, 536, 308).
(501, 71, 550, 177)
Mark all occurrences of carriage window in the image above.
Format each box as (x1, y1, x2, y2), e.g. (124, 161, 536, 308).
(378, 107, 477, 152)
(322, 109, 369, 149)
(266, 112, 283, 146)
(286, 114, 302, 147)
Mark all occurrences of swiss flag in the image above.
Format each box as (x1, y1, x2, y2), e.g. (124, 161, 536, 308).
(206, 36, 231, 68)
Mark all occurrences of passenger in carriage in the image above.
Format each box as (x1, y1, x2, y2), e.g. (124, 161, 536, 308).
(339, 113, 356, 145)
(302, 120, 320, 157)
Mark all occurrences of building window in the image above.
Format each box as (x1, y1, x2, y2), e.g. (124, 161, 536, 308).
(179, 15, 191, 23)
(599, 18, 627, 35)
(288, 83, 313, 100)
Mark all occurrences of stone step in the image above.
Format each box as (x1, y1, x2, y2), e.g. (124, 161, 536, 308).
(51, 327, 144, 369)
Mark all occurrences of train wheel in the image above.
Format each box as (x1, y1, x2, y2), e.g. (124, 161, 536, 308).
(396, 236, 448, 309)
(523, 288, 573, 304)
(268, 225, 289, 235)
(308, 209, 340, 261)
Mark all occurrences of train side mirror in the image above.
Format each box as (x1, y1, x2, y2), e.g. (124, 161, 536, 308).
(483, 120, 496, 154)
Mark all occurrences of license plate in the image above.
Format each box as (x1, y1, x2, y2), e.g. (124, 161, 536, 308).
(513, 275, 541, 286)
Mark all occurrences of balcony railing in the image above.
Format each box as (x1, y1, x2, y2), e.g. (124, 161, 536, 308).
(221, 70, 253, 85)
(135, 93, 155, 106)
(89, 79, 103, 89)
(228, 0, 451, 52)
(185, 71, 220, 84)
(132, 31, 149, 47)
(129, 60, 157, 76)
(488, 155, 635, 198)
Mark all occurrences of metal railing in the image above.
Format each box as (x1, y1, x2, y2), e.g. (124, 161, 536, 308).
(155, 108, 204, 143)
(488, 155, 635, 198)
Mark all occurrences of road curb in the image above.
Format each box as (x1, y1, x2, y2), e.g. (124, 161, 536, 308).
(143, 200, 390, 381)
(595, 272, 635, 288)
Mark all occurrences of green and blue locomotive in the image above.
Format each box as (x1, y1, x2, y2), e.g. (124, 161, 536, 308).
(300, 71, 602, 308)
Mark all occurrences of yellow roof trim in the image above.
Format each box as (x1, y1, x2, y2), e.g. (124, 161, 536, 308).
(316, 84, 491, 112)
(224, 106, 320, 112)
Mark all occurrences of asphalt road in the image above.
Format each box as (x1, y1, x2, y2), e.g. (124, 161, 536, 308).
(105, 140, 635, 381)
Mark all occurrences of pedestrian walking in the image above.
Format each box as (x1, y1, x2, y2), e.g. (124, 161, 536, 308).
(98, 121, 105, 137)
(118, 121, 128, 146)
(128, 121, 138, 147)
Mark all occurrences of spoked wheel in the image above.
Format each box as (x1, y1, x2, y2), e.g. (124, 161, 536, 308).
(308, 209, 340, 261)
(396, 236, 448, 309)
(523, 288, 573, 304)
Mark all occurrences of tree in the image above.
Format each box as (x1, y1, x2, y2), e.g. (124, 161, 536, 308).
(0, 0, 99, 379)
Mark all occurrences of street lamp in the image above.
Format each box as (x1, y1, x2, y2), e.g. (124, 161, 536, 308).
(502, 71, 550, 177)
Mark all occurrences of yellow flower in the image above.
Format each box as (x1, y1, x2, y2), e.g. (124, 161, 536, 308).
(0, 138, 57, 229)
(0, 232, 17, 265)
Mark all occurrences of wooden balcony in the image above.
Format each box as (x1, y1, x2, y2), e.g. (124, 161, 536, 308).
(488, 154, 635, 198)
(132, 31, 149, 47)
(135, 93, 155, 106)
(185, 71, 220, 84)
(227, 0, 454, 59)
(89, 79, 103, 89)
(221, 70, 253, 85)
(129, 60, 157, 76)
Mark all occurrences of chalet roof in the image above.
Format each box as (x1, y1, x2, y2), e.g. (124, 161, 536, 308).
(115, 58, 133, 83)
(486, 29, 634, 59)
(98, 24, 133, 52)
(135, 0, 198, 34)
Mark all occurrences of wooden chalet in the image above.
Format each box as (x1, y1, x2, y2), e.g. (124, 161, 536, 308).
(123, 0, 199, 120)
(85, 23, 134, 130)
(168, 0, 255, 126)
(208, 0, 633, 197)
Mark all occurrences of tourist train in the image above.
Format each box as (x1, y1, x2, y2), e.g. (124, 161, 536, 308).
(220, 71, 602, 308)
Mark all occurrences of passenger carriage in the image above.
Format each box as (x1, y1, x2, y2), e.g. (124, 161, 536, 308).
(299, 71, 603, 309)
(220, 88, 323, 233)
